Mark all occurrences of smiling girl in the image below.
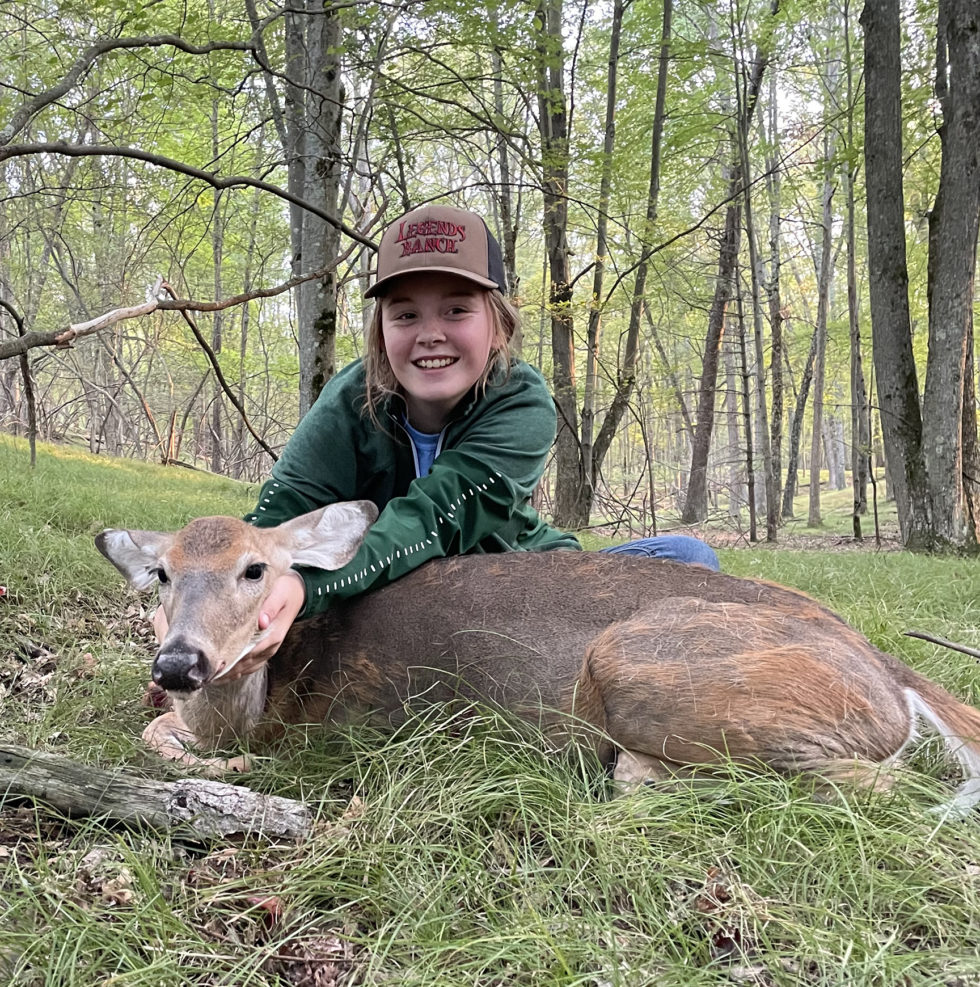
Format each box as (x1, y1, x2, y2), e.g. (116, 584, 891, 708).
(217, 203, 717, 675)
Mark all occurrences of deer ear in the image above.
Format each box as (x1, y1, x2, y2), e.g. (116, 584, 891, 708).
(278, 500, 379, 571)
(95, 529, 174, 591)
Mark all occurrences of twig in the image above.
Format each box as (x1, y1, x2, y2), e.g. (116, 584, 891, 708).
(904, 630, 980, 662)
(161, 281, 278, 464)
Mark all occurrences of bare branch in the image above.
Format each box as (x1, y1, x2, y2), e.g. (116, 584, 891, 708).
(0, 299, 161, 361)
(158, 258, 360, 312)
(0, 742, 311, 839)
(0, 299, 38, 463)
(0, 261, 356, 361)
(0, 143, 376, 248)
(904, 630, 980, 661)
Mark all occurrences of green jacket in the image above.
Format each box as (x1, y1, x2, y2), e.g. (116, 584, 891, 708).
(246, 358, 580, 617)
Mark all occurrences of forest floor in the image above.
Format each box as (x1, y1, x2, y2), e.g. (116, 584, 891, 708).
(586, 484, 905, 554)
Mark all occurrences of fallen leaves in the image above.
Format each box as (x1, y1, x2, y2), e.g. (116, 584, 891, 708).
(688, 863, 774, 979)
(76, 847, 137, 907)
(267, 933, 356, 987)
(183, 841, 363, 986)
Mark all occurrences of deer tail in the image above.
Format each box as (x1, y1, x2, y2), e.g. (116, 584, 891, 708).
(904, 671, 980, 817)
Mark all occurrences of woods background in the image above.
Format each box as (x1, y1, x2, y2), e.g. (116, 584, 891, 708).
(1, 0, 977, 550)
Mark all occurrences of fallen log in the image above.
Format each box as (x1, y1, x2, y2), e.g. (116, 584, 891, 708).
(0, 743, 311, 840)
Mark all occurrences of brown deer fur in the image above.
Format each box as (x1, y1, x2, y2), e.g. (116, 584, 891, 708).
(96, 505, 980, 816)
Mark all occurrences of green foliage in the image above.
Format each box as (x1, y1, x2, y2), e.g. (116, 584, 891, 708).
(4, 445, 980, 984)
(0, 0, 964, 535)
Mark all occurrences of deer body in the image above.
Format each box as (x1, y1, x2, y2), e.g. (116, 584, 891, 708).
(97, 506, 980, 815)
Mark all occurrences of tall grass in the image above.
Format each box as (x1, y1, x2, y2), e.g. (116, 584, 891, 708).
(3, 435, 980, 986)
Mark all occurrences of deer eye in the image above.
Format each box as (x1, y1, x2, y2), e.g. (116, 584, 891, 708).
(156, 568, 169, 585)
(243, 563, 266, 581)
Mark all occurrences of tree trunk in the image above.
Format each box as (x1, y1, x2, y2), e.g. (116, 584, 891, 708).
(491, 37, 520, 307)
(845, 174, 868, 525)
(824, 416, 847, 490)
(723, 332, 746, 517)
(807, 143, 835, 528)
(734, 46, 776, 541)
(781, 320, 819, 517)
(645, 305, 692, 434)
(593, 0, 673, 484)
(680, 10, 774, 524)
(209, 117, 225, 473)
(961, 325, 980, 535)
(861, 0, 932, 547)
(681, 182, 741, 524)
(921, 0, 980, 548)
(764, 68, 784, 536)
(734, 276, 757, 540)
(581, 0, 623, 507)
(535, 0, 588, 529)
(297, 0, 343, 417)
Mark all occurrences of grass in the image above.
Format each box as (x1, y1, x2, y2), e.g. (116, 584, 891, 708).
(3, 434, 980, 985)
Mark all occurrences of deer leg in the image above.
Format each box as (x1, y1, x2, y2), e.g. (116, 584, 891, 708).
(142, 710, 252, 775)
(612, 748, 682, 794)
(801, 756, 897, 799)
(612, 748, 764, 797)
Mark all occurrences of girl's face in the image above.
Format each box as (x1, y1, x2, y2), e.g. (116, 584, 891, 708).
(380, 273, 495, 432)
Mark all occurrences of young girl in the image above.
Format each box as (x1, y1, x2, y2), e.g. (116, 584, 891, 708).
(219, 203, 718, 678)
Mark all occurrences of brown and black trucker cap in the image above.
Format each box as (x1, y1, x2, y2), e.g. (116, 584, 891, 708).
(364, 204, 505, 298)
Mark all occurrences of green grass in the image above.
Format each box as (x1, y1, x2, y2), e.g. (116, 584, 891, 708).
(3, 434, 980, 986)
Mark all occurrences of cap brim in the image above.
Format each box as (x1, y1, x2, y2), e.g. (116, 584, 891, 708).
(364, 266, 499, 299)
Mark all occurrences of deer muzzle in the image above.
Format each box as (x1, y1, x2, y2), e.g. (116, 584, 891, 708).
(153, 635, 211, 692)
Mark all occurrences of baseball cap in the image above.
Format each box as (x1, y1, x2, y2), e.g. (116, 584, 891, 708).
(364, 204, 506, 298)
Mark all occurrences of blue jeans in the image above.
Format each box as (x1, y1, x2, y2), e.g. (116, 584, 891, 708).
(599, 535, 720, 571)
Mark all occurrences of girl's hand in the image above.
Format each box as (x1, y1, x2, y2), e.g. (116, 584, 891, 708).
(217, 571, 306, 682)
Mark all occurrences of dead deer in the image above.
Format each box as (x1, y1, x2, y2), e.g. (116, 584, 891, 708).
(96, 503, 980, 816)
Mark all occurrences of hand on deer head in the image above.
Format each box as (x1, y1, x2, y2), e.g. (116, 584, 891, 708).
(97, 501, 378, 691)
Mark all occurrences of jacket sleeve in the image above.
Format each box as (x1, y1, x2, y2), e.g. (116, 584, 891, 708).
(244, 364, 365, 530)
(295, 368, 557, 616)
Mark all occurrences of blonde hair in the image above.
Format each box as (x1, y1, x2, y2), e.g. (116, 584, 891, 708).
(362, 288, 520, 425)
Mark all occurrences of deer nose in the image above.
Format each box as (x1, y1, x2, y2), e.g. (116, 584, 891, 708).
(153, 637, 210, 691)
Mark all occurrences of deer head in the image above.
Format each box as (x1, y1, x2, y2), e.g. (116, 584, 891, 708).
(96, 501, 378, 691)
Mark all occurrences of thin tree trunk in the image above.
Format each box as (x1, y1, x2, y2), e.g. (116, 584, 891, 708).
(961, 325, 980, 536)
(491, 13, 520, 308)
(593, 0, 673, 481)
(734, 272, 757, 541)
(645, 304, 692, 435)
(807, 142, 835, 527)
(733, 31, 775, 541)
(581, 0, 623, 503)
(844, 0, 870, 536)
(297, 0, 343, 416)
(680, 5, 775, 523)
(681, 182, 741, 525)
(535, 0, 587, 529)
(781, 321, 819, 517)
(209, 84, 225, 475)
(760, 69, 784, 536)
